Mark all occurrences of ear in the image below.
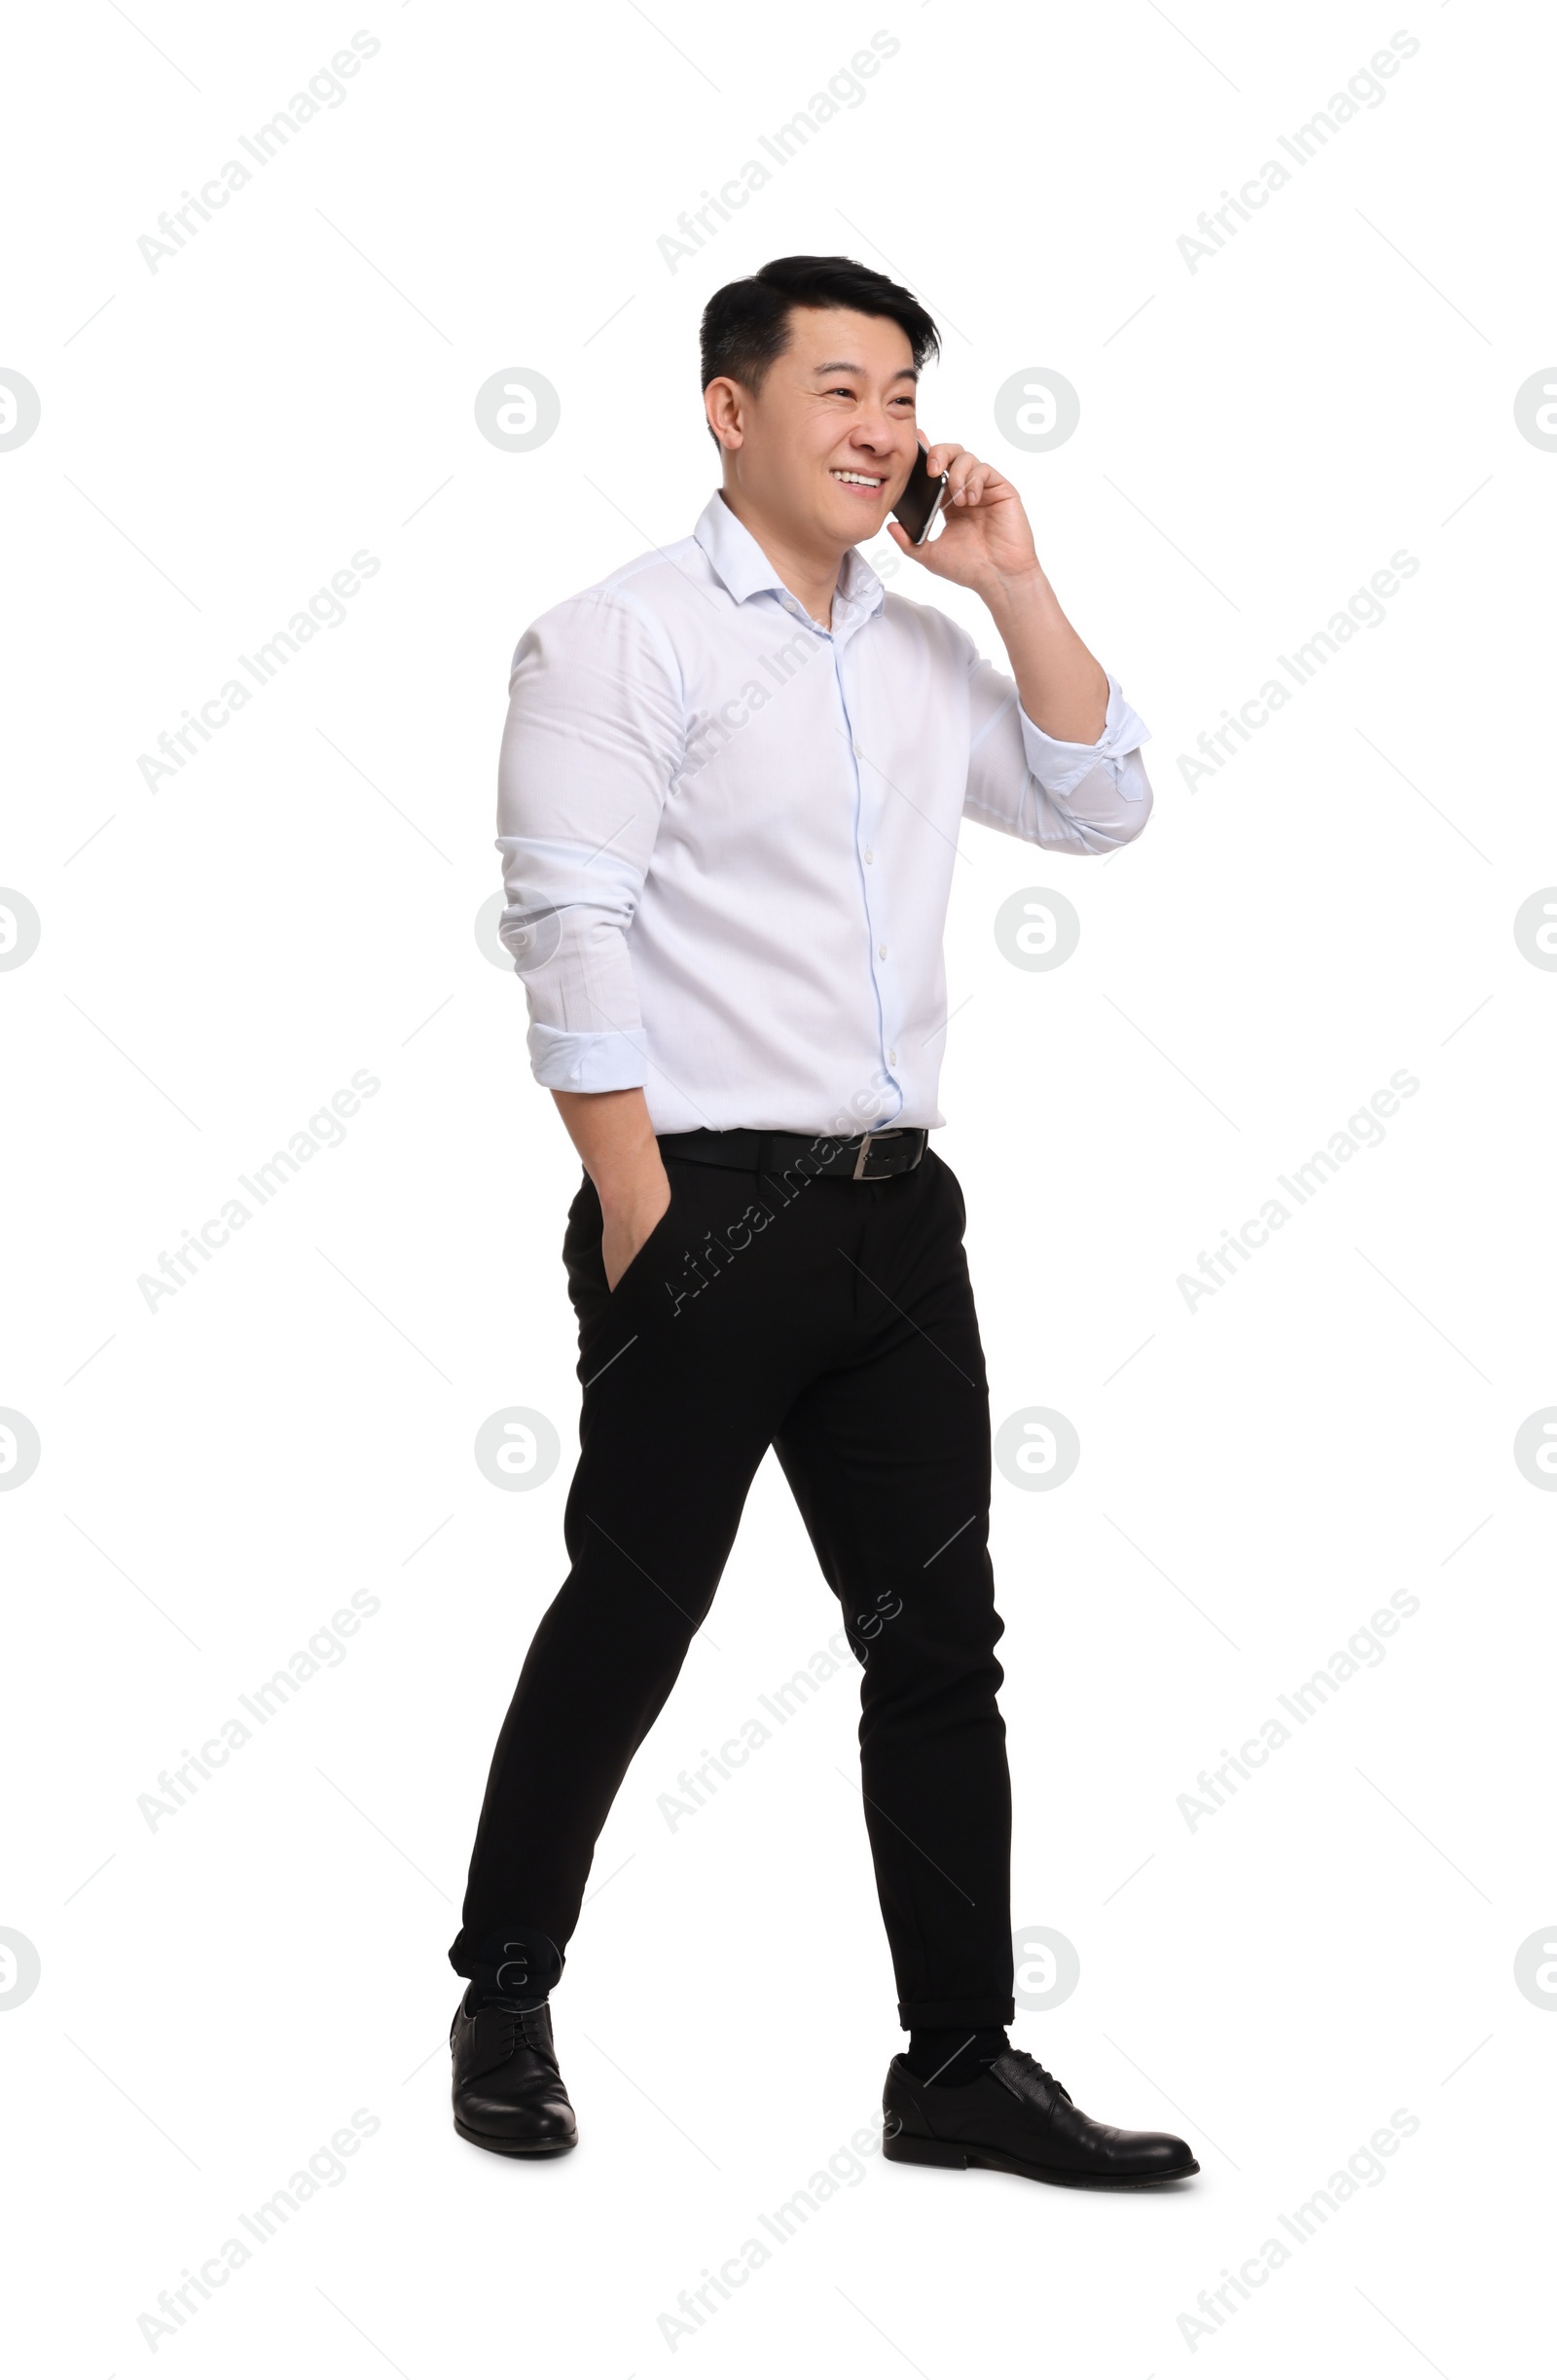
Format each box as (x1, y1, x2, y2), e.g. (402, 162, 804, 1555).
(704, 376, 746, 451)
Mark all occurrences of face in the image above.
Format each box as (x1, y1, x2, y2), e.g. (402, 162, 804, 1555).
(706, 306, 921, 551)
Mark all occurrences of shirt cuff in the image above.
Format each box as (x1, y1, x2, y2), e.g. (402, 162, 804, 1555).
(526, 1021, 649, 1094)
(1018, 672, 1152, 802)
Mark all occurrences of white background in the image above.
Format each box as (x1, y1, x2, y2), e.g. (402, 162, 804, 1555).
(4, 0, 1554, 2371)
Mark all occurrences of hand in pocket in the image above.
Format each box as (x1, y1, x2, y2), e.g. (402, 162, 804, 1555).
(601, 1172, 673, 1294)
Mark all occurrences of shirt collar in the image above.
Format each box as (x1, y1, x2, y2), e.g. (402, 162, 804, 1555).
(692, 490, 886, 638)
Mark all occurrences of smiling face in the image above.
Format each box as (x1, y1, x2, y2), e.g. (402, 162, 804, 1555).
(705, 305, 922, 557)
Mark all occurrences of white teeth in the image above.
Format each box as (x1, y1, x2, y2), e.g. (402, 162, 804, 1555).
(832, 470, 883, 487)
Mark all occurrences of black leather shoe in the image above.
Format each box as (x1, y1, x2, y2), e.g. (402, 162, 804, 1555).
(451, 1987, 577, 2157)
(883, 2047, 1198, 2188)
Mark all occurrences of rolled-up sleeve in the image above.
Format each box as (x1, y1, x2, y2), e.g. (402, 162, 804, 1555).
(494, 591, 684, 1092)
(962, 647, 1154, 853)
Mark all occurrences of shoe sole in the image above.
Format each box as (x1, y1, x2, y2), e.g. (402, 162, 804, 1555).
(883, 2129, 1198, 2188)
(453, 2116, 577, 2158)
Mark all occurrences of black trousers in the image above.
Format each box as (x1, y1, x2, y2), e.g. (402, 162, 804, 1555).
(450, 1141, 1015, 2029)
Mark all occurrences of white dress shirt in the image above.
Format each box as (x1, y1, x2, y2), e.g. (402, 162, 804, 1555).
(496, 491, 1153, 1136)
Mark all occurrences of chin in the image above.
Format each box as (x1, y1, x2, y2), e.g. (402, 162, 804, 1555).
(823, 497, 888, 542)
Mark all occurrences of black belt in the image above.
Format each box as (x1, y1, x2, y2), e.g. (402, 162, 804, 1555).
(657, 1126, 929, 1182)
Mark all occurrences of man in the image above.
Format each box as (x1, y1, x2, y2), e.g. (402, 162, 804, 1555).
(449, 255, 1197, 2190)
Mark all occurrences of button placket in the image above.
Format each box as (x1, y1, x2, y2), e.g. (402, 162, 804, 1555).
(833, 631, 903, 1125)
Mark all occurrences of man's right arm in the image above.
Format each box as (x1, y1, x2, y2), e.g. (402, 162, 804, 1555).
(493, 590, 683, 1284)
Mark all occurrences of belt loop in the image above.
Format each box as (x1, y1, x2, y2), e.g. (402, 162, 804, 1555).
(755, 1131, 771, 1184)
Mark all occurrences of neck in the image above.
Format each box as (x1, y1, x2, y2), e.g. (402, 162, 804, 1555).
(717, 485, 845, 628)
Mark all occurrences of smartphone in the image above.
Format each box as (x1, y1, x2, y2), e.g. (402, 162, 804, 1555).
(891, 439, 950, 545)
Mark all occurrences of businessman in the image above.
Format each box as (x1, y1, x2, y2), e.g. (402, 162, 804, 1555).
(449, 255, 1197, 2190)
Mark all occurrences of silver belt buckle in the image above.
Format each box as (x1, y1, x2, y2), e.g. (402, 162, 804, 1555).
(851, 1130, 897, 1181)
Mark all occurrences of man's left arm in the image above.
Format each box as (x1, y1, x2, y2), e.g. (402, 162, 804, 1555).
(887, 443, 1153, 852)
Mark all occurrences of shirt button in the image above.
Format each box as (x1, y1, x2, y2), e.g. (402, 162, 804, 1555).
(863, 847, 873, 864)
(887, 1048, 897, 1065)
(878, 944, 887, 960)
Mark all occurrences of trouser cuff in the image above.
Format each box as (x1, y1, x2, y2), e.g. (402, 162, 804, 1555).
(449, 1926, 564, 2002)
(898, 1994, 1015, 2030)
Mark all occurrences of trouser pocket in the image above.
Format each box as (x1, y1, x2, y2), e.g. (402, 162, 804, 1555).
(563, 1167, 686, 1338)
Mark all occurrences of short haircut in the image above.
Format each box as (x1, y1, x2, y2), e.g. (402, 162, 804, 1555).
(700, 255, 940, 413)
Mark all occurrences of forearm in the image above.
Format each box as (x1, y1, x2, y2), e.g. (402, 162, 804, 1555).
(981, 566, 1108, 745)
(551, 1086, 670, 1292)
(551, 1086, 666, 1209)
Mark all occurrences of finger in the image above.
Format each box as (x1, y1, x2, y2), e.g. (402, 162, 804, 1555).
(923, 442, 962, 478)
(951, 453, 992, 504)
(947, 451, 991, 502)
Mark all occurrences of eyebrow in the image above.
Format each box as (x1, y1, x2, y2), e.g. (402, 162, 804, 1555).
(810, 360, 920, 382)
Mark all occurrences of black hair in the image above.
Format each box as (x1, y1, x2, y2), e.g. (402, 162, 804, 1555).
(700, 256, 940, 424)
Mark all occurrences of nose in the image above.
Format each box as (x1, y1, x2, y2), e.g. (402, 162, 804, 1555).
(854, 425, 891, 455)
(850, 400, 899, 452)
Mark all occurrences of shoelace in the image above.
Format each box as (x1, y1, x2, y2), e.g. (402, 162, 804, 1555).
(470, 1996, 559, 2071)
(1002, 2047, 1072, 2104)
